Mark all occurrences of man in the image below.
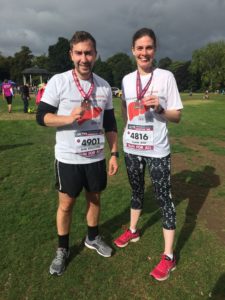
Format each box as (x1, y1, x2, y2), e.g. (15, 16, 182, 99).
(36, 31, 119, 276)
(20, 83, 30, 113)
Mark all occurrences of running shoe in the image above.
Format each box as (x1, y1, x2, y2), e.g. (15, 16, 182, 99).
(49, 248, 70, 276)
(85, 235, 112, 257)
(150, 254, 176, 281)
(114, 229, 140, 248)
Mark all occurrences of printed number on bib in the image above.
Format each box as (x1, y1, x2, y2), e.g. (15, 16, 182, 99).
(82, 138, 101, 146)
(75, 130, 105, 158)
(130, 132, 149, 140)
(125, 124, 154, 151)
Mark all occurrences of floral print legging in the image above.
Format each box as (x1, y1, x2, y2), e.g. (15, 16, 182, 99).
(125, 153, 176, 230)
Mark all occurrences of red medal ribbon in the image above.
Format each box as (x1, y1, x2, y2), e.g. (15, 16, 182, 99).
(136, 70, 154, 100)
(72, 69, 94, 100)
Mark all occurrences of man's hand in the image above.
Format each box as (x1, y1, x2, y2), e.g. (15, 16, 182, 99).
(70, 106, 85, 122)
(108, 156, 118, 176)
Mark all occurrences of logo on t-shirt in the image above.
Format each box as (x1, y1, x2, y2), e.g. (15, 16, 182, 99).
(77, 107, 102, 125)
(128, 102, 147, 121)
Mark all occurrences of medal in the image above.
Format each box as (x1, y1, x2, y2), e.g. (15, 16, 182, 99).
(135, 99, 144, 109)
(72, 69, 94, 110)
(136, 70, 153, 110)
(81, 98, 92, 110)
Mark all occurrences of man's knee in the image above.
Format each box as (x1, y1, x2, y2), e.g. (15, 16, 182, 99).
(58, 193, 75, 213)
(86, 192, 101, 205)
(58, 203, 73, 214)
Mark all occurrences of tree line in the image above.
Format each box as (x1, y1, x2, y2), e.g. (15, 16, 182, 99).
(0, 37, 225, 92)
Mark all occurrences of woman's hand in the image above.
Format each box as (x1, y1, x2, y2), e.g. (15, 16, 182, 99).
(142, 95, 160, 109)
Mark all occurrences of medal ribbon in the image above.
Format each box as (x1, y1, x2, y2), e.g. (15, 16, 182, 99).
(136, 70, 153, 100)
(72, 69, 94, 100)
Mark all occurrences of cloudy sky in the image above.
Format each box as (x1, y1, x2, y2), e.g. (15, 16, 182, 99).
(0, 0, 225, 62)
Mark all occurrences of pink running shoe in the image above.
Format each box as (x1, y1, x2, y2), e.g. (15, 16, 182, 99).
(150, 254, 176, 281)
(114, 229, 140, 248)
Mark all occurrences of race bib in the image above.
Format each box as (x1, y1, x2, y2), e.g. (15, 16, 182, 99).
(125, 124, 154, 151)
(75, 130, 105, 157)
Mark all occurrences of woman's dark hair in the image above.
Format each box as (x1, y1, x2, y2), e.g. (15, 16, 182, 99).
(132, 28, 157, 49)
(70, 31, 96, 52)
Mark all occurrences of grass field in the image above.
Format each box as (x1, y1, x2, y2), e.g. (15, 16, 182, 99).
(0, 93, 225, 300)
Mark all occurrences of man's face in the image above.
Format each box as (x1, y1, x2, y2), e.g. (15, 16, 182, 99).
(70, 39, 97, 80)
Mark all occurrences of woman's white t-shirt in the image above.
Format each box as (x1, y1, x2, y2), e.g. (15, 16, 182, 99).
(122, 68, 183, 158)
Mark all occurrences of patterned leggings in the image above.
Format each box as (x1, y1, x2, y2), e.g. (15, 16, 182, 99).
(125, 153, 176, 230)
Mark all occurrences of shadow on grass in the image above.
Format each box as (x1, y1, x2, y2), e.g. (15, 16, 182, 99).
(141, 166, 220, 264)
(100, 178, 157, 240)
(101, 165, 220, 262)
(211, 273, 225, 299)
(68, 238, 85, 263)
(174, 165, 220, 263)
(0, 143, 33, 152)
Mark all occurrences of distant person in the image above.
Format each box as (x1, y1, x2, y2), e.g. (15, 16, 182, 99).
(113, 28, 183, 281)
(36, 31, 119, 276)
(36, 81, 47, 105)
(204, 90, 209, 99)
(2, 79, 13, 113)
(20, 84, 30, 113)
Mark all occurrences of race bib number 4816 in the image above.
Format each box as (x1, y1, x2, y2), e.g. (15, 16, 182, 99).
(125, 124, 154, 151)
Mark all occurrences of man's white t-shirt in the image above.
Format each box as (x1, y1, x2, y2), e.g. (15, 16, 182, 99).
(41, 70, 113, 164)
(122, 68, 183, 158)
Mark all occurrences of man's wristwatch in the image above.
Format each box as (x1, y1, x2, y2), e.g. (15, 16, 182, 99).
(155, 105, 165, 114)
(111, 152, 119, 158)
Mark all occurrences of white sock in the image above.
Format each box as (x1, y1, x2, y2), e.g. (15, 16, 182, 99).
(165, 253, 173, 260)
(129, 228, 136, 234)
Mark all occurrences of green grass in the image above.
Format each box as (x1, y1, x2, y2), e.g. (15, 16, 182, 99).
(0, 94, 225, 299)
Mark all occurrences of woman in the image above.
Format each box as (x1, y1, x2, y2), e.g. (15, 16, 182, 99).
(2, 79, 13, 113)
(114, 28, 183, 281)
(2, 79, 14, 113)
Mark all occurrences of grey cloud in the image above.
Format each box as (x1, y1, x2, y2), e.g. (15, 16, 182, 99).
(0, 0, 224, 61)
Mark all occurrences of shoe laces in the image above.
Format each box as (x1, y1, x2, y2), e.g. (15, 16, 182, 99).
(156, 255, 171, 271)
(95, 236, 107, 247)
(121, 229, 132, 241)
(55, 248, 67, 262)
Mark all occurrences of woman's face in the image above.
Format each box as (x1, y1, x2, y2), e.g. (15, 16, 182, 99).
(132, 35, 156, 74)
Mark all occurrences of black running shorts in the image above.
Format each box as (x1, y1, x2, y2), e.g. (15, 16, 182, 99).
(55, 159, 107, 198)
(5, 96, 13, 104)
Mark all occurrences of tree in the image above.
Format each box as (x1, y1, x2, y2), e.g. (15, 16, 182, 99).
(10, 46, 33, 84)
(48, 37, 72, 73)
(32, 54, 50, 70)
(190, 41, 225, 90)
(106, 53, 134, 87)
(0, 54, 11, 81)
(158, 57, 172, 70)
(168, 60, 192, 91)
(93, 57, 113, 86)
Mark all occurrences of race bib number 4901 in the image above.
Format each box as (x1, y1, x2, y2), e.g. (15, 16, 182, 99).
(75, 130, 105, 157)
(125, 124, 154, 151)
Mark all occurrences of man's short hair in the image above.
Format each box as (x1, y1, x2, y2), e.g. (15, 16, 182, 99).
(70, 31, 96, 52)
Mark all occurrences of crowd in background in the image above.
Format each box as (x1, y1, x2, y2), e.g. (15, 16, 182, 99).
(0, 80, 47, 113)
